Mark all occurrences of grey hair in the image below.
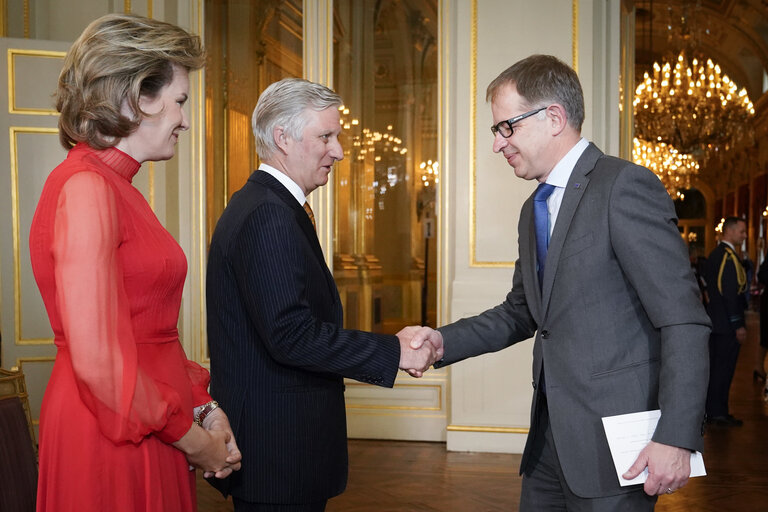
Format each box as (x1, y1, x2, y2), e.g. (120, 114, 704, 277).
(252, 78, 343, 160)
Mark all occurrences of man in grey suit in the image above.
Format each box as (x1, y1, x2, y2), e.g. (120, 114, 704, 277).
(410, 55, 710, 510)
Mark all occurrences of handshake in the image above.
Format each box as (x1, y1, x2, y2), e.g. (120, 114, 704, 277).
(396, 326, 444, 378)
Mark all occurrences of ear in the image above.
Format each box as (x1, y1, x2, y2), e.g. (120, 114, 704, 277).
(273, 125, 290, 154)
(546, 104, 569, 136)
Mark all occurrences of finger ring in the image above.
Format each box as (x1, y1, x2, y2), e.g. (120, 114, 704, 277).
(666, 488, 673, 494)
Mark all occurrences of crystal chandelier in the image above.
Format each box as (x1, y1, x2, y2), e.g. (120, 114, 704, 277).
(633, 51, 755, 166)
(632, 137, 699, 199)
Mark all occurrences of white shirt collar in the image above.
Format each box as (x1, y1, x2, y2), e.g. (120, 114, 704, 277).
(545, 137, 589, 188)
(722, 240, 736, 251)
(258, 163, 307, 206)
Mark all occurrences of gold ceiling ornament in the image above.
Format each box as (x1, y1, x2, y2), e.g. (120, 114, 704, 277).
(632, 137, 699, 199)
(633, 51, 755, 167)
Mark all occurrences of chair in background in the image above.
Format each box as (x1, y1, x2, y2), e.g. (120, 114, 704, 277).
(0, 367, 38, 512)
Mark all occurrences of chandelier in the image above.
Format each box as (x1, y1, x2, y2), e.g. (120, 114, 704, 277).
(632, 137, 699, 199)
(634, 51, 755, 165)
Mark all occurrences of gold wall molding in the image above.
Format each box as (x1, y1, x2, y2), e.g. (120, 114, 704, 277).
(304, 0, 334, 264)
(0, 0, 6, 37)
(193, 0, 207, 364)
(17, 356, 56, 427)
(16, 356, 55, 370)
(572, 0, 579, 74)
(8, 49, 65, 116)
(23, 0, 29, 38)
(9, 126, 58, 346)
(438, 0, 451, 326)
(469, 1, 579, 267)
(447, 424, 529, 434)
(344, 382, 443, 411)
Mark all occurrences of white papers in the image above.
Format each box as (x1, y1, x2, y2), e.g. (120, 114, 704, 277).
(601, 409, 706, 486)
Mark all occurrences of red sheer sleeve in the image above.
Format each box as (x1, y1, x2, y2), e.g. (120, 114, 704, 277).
(185, 360, 212, 407)
(52, 172, 190, 444)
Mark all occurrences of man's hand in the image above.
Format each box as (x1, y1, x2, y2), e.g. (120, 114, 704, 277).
(396, 326, 444, 378)
(736, 327, 747, 344)
(201, 407, 242, 479)
(173, 424, 233, 475)
(622, 441, 691, 496)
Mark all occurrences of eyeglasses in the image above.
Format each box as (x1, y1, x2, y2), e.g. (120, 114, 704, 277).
(490, 106, 548, 138)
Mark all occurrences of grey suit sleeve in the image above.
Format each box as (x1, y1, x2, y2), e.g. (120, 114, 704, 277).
(435, 259, 537, 367)
(609, 164, 710, 451)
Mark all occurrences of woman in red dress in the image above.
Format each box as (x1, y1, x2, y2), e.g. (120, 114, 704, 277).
(29, 13, 241, 511)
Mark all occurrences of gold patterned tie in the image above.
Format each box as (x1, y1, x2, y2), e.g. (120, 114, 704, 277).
(303, 201, 316, 230)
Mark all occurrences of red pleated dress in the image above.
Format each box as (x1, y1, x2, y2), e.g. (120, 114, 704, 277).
(29, 143, 212, 511)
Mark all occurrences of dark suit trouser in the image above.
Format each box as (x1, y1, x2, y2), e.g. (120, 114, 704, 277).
(705, 332, 741, 418)
(520, 395, 657, 512)
(233, 498, 327, 512)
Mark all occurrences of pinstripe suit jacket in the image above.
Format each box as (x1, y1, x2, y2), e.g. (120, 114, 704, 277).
(436, 143, 711, 498)
(206, 170, 400, 504)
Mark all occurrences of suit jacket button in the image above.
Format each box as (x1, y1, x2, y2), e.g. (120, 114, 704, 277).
(541, 330, 549, 339)
(532, 381, 537, 389)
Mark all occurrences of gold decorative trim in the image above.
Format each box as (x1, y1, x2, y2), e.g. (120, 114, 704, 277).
(196, 0, 208, 364)
(344, 382, 443, 411)
(572, 0, 579, 73)
(344, 410, 447, 419)
(147, 0, 153, 18)
(469, 2, 580, 267)
(619, 1, 635, 161)
(303, 0, 333, 263)
(23, 0, 29, 38)
(10, 126, 58, 346)
(346, 405, 443, 411)
(8, 49, 66, 116)
(124, 0, 131, 13)
(16, 356, 56, 369)
(17, 357, 57, 427)
(438, 0, 450, 325)
(0, 0, 6, 37)
(447, 424, 529, 434)
(468, 0, 512, 268)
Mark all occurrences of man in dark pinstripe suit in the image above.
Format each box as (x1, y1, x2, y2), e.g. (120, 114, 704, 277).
(206, 78, 441, 512)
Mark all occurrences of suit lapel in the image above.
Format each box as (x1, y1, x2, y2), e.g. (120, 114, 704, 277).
(249, 171, 337, 294)
(540, 143, 603, 313)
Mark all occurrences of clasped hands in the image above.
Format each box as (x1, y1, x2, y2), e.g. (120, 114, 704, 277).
(397, 326, 444, 378)
(175, 407, 242, 479)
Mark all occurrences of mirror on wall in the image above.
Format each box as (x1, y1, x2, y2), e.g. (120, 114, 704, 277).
(332, 0, 438, 333)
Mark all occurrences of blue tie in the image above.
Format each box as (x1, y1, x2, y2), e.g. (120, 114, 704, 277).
(534, 183, 556, 287)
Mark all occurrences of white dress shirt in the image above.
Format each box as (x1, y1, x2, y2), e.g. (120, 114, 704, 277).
(259, 163, 306, 206)
(543, 137, 589, 237)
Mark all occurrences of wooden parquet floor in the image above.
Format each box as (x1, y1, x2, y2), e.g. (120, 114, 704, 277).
(198, 312, 768, 511)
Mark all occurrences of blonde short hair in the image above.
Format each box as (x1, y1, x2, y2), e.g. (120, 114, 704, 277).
(56, 13, 204, 150)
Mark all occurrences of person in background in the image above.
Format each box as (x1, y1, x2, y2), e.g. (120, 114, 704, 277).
(29, 13, 240, 512)
(754, 257, 768, 388)
(703, 217, 748, 426)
